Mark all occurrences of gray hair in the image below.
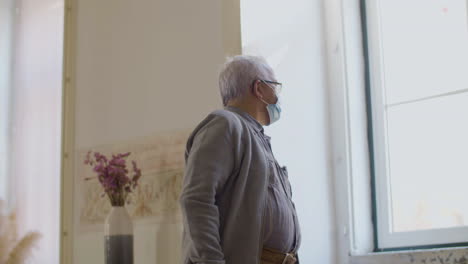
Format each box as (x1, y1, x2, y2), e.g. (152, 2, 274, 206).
(218, 55, 275, 106)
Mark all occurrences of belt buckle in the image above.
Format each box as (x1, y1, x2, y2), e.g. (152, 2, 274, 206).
(281, 253, 296, 264)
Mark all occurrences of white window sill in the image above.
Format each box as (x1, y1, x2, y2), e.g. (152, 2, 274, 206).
(350, 246, 468, 264)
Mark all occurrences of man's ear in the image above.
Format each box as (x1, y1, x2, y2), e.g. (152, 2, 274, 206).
(252, 80, 264, 99)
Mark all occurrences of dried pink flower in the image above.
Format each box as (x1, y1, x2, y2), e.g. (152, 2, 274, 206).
(83, 151, 142, 206)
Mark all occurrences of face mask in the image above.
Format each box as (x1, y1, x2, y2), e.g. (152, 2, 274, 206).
(260, 97, 282, 126)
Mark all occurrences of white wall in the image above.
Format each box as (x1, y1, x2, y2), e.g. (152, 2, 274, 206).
(71, 0, 240, 263)
(241, 0, 336, 263)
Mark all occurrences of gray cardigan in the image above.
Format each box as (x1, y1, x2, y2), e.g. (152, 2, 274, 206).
(179, 106, 300, 264)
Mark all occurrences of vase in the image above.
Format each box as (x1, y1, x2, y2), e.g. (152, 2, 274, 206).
(105, 206, 133, 264)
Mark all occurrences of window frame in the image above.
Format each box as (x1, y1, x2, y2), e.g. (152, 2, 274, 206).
(362, 0, 468, 250)
(325, 0, 468, 261)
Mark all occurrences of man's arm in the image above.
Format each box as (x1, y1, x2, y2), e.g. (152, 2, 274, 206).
(179, 115, 235, 264)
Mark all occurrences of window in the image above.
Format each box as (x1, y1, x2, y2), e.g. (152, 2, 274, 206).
(0, 0, 14, 206)
(364, 0, 468, 249)
(0, 0, 64, 262)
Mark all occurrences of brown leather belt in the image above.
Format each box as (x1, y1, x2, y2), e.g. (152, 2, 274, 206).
(261, 247, 298, 264)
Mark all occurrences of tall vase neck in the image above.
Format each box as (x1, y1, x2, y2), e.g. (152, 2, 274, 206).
(105, 206, 133, 236)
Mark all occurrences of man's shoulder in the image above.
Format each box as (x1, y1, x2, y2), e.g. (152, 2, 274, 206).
(196, 109, 244, 137)
(189, 109, 243, 139)
(208, 109, 242, 127)
(185, 109, 244, 152)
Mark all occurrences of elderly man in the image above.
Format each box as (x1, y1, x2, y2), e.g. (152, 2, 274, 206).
(179, 55, 301, 264)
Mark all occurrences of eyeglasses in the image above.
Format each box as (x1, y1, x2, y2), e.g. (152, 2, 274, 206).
(260, 80, 283, 94)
